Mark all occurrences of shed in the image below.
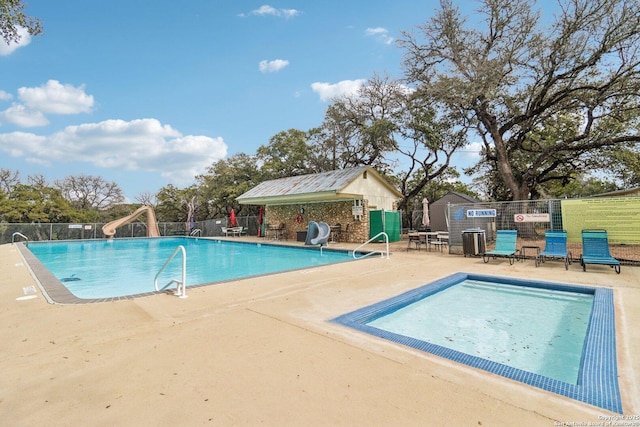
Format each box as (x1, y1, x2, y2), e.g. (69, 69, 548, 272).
(237, 166, 403, 243)
(429, 191, 480, 232)
(591, 187, 640, 198)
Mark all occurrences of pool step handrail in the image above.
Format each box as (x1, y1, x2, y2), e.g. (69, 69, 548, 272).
(190, 228, 202, 237)
(154, 245, 188, 298)
(352, 232, 389, 259)
(12, 232, 29, 246)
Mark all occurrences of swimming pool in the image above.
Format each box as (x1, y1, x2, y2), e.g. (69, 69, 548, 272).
(22, 237, 356, 302)
(332, 272, 622, 413)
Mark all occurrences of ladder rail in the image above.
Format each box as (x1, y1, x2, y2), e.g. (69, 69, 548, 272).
(12, 232, 29, 246)
(154, 245, 188, 298)
(352, 232, 389, 259)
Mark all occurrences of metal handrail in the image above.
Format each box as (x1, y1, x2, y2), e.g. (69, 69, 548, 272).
(154, 245, 188, 298)
(352, 232, 389, 259)
(190, 228, 201, 237)
(12, 232, 29, 246)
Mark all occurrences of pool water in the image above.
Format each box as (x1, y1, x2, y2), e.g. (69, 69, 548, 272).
(332, 272, 622, 413)
(367, 279, 593, 384)
(27, 237, 354, 299)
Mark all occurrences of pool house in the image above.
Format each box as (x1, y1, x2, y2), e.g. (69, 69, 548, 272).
(236, 166, 403, 243)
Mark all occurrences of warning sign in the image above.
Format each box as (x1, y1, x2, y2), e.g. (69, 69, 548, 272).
(514, 213, 550, 223)
(561, 197, 640, 244)
(467, 209, 496, 218)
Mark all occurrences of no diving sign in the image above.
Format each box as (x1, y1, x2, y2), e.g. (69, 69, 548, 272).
(514, 213, 550, 223)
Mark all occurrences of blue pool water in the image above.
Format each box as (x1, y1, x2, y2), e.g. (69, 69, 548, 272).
(332, 272, 622, 413)
(367, 279, 593, 384)
(27, 237, 355, 299)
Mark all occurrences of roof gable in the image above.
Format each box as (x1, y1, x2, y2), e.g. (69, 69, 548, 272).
(237, 167, 402, 205)
(431, 191, 480, 206)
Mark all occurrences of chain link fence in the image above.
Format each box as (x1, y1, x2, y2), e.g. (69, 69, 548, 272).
(441, 198, 640, 265)
(0, 215, 263, 245)
(4, 202, 639, 266)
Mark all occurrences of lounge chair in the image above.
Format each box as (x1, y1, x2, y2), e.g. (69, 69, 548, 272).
(536, 230, 572, 270)
(580, 230, 621, 274)
(482, 230, 518, 265)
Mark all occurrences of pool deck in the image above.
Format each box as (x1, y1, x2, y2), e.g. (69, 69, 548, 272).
(1, 238, 639, 426)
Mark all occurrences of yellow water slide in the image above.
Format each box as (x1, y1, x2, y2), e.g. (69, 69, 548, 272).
(102, 205, 161, 238)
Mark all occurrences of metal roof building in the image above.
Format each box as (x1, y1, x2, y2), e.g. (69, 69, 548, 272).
(237, 166, 402, 209)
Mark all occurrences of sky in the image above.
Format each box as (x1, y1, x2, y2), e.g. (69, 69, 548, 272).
(0, 0, 489, 201)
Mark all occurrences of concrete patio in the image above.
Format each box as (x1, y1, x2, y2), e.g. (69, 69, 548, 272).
(1, 238, 639, 426)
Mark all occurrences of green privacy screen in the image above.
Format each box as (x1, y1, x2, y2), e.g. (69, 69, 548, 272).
(369, 210, 401, 242)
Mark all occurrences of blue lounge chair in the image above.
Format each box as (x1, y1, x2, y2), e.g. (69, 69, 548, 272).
(580, 230, 621, 274)
(483, 230, 518, 265)
(536, 230, 572, 270)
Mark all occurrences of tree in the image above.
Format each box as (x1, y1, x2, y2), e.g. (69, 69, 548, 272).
(154, 184, 200, 223)
(544, 174, 619, 198)
(400, 0, 640, 200)
(135, 191, 157, 206)
(0, 168, 20, 196)
(256, 129, 315, 179)
(54, 174, 125, 213)
(315, 74, 469, 210)
(402, 166, 478, 229)
(599, 146, 640, 188)
(0, 183, 84, 223)
(195, 153, 261, 218)
(0, 0, 43, 45)
(315, 75, 403, 174)
(394, 90, 469, 210)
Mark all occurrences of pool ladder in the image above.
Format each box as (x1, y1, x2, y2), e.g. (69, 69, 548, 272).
(352, 232, 389, 259)
(12, 232, 29, 246)
(154, 245, 188, 298)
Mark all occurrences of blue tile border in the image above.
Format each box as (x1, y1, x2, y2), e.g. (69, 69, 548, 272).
(331, 272, 622, 413)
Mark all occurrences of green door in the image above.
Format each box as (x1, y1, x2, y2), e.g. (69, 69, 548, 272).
(369, 210, 384, 240)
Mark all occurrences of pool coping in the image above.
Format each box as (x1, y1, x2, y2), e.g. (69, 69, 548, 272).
(15, 237, 361, 304)
(331, 272, 622, 413)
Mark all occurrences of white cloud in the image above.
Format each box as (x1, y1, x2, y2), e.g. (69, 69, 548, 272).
(0, 104, 49, 127)
(0, 80, 95, 128)
(281, 8, 301, 18)
(0, 118, 228, 184)
(310, 79, 366, 102)
(240, 5, 301, 18)
(365, 27, 394, 45)
(458, 141, 483, 162)
(252, 5, 279, 16)
(0, 26, 32, 56)
(259, 59, 289, 73)
(18, 80, 94, 114)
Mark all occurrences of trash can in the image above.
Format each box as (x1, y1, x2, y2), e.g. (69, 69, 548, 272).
(462, 228, 486, 257)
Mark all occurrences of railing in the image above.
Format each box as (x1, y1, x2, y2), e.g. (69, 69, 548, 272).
(352, 232, 389, 259)
(190, 228, 202, 237)
(154, 245, 188, 299)
(11, 232, 29, 246)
